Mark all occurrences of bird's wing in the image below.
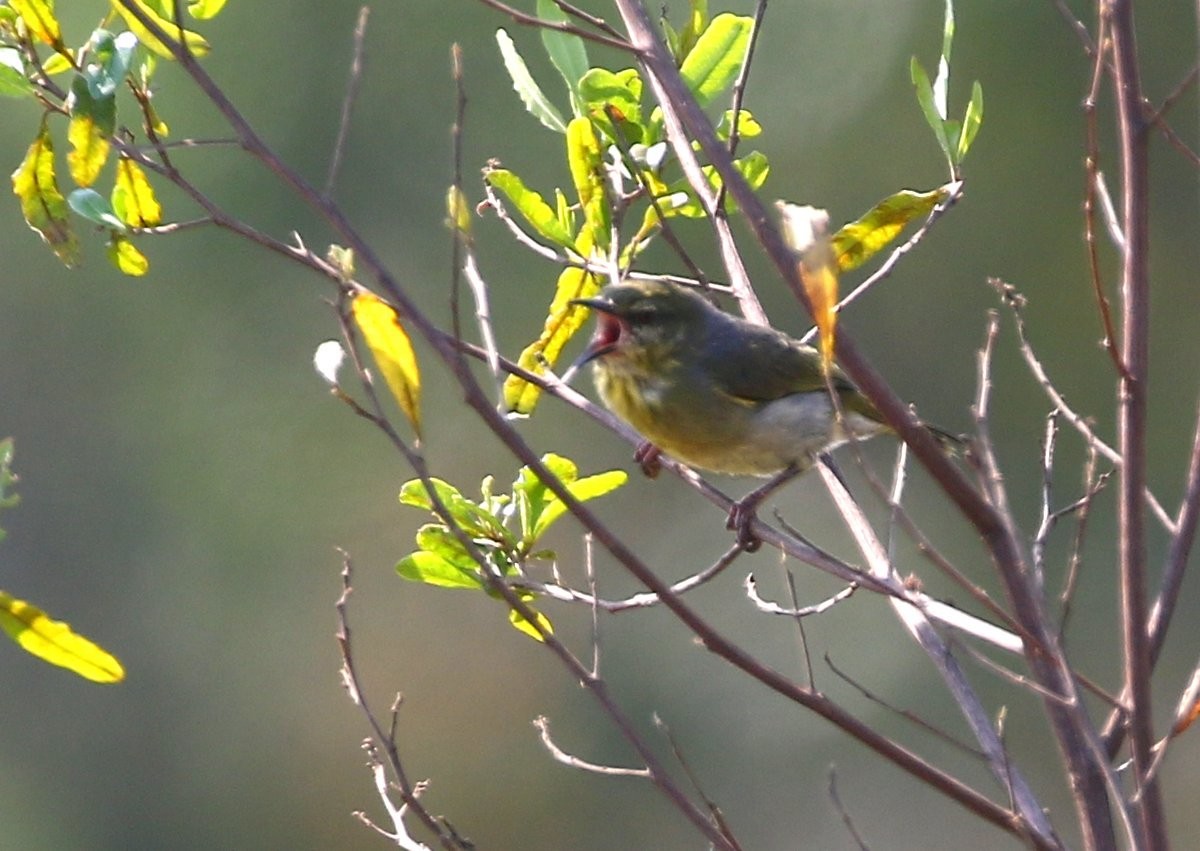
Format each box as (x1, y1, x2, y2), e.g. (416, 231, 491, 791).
(702, 317, 858, 403)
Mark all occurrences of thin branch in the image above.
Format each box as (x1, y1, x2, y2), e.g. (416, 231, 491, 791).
(474, 0, 638, 53)
(533, 716, 652, 778)
(1107, 0, 1166, 844)
(745, 575, 857, 616)
(828, 768, 872, 851)
(517, 542, 745, 610)
(824, 653, 983, 759)
(336, 554, 465, 850)
(324, 7, 370, 199)
(992, 277, 1175, 532)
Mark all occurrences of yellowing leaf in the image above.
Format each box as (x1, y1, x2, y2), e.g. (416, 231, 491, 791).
(565, 117, 608, 249)
(112, 157, 162, 227)
(445, 184, 472, 236)
(107, 233, 149, 275)
(508, 597, 553, 642)
(11, 123, 80, 266)
(187, 0, 227, 20)
(67, 92, 113, 187)
(778, 203, 838, 370)
(0, 591, 125, 683)
(42, 51, 75, 76)
(503, 233, 600, 415)
(352, 292, 422, 438)
(111, 0, 211, 59)
(832, 187, 948, 272)
(10, 0, 61, 46)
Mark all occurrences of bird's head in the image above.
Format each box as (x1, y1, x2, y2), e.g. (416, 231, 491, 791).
(570, 281, 713, 375)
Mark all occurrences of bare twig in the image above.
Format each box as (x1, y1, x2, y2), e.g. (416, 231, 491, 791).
(475, 0, 637, 52)
(828, 768, 872, 851)
(1106, 1, 1167, 844)
(533, 716, 651, 778)
(325, 7, 370, 199)
(825, 654, 983, 759)
(336, 554, 465, 850)
(992, 277, 1175, 532)
(745, 574, 857, 616)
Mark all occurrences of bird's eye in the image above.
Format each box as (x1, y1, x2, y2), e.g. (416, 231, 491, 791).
(625, 302, 660, 325)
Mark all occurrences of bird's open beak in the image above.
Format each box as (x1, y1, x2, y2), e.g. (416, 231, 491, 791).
(568, 296, 622, 371)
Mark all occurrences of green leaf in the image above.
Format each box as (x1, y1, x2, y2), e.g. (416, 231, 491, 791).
(12, 122, 80, 267)
(934, 0, 955, 119)
(68, 188, 126, 229)
(0, 47, 34, 98)
(956, 79, 983, 162)
(676, 0, 709, 61)
(513, 453, 578, 541)
(578, 67, 643, 137)
(399, 478, 512, 544)
(678, 13, 751, 108)
(396, 551, 484, 590)
(0, 591, 125, 683)
(536, 0, 588, 114)
(495, 28, 567, 134)
(83, 29, 137, 100)
(831, 187, 949, 272)
(532, 470, 627, 540)
(910, 57, 951, 168)
(485, 167, 575, 249)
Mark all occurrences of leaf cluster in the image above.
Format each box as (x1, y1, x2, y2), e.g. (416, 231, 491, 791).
(3, 0, 225, 274)
(397, 453, 626, 640)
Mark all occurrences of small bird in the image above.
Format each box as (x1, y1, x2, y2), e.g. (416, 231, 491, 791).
(571, 279, 953, 545)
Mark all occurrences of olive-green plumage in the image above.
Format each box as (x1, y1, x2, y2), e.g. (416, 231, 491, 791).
(573, 280, 896, 477)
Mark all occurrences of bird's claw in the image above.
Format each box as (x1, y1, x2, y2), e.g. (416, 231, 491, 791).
(726, 499, 762, 552)
(634, 442, 663, 478)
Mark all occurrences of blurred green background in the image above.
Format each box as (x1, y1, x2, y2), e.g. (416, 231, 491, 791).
(2, 1, 1200, 848)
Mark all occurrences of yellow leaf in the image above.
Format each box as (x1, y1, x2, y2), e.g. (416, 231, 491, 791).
(112, 157, 162, 227)
(0, 591, 125, 683)
(352, 292, 422, 438)
(42, 50, 74, 76)
(565, 117, 609, 249)
(778, 203, 838, 370)
(10, 0, 60, 46)
(503, 232, 600, 415)
(11, 123, 80, 267)
(187, 0, 227, 20)
(832, 187, 949, 272)
(111, 0, 211, 59)
(508, 597, 553, 642)
(107, 234, 149, 276)
(445, 184, 472, 236)
(67, 111, 110, 188)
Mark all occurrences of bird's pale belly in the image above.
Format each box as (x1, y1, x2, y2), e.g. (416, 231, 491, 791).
(599, 370, 887, 477)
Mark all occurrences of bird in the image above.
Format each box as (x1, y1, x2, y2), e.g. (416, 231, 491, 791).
(570, 279, 955, 546)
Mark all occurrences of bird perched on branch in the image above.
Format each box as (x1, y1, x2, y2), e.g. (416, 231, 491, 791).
(571, 279, 956, 547)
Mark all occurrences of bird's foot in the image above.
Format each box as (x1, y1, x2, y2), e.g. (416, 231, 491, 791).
(726, 499, 763, 552)
(725, 464, 805, 552)
(634, 442, 663, 478)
